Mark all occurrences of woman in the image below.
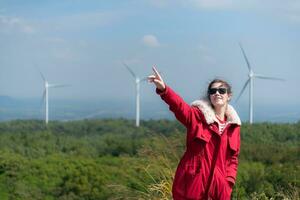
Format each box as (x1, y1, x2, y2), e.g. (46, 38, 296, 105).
(148, 67, 241, 200)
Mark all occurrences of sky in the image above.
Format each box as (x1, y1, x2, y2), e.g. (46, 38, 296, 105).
(0, 0, 300, 121)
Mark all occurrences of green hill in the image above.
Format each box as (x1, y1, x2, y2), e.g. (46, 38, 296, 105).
(0, 119, 299, 199)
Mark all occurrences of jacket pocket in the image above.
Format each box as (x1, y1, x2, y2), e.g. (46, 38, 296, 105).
(184, 165, 204, 199)
(194, 124, 212, 143)
(215, 169, 233, 198)
(228, 133, 239, 152)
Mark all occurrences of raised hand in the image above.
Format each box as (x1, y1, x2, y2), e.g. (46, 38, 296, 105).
(148, 66, 166, 91)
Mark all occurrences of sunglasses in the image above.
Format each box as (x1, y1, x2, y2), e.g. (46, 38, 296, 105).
(208, 87, 227, 95)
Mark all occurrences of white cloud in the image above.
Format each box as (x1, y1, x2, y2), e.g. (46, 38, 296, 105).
(280, 1, 300, 23)
(187, 0, 300, 23)
(0, 16, 20, 27)
(48, 11, 120, 32)
(21, 24, 35, 34)
(52, 47, 74, 60)
(287, 14, 300, 23)
(147, 0, 300, 23)
(145, 0, 299, 23)
(46, 37, 66, 44)
(0, 15, 35, 34)
(147, 0, 237, 10)
(141, 34, 160, 47)
(148, 0, 170, 7)
(1, 10, 122, 36)
(188, 0, 234, 10)
(250, 0, 300, 24)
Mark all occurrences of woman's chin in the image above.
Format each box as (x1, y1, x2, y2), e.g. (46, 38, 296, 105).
(212, 102, 226, 108)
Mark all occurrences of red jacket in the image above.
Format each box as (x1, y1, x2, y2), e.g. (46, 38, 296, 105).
(157, 86, 241, 200)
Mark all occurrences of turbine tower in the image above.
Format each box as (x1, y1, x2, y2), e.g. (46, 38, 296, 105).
(39, 71, 69, 124)
(123, 62, 147, 127)
(236, 43, 284, 124)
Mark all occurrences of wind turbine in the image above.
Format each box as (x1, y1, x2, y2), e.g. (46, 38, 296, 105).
(123, 62, 147, 127)
(236, 43, 285, 124)
(38, 71, 69, 124)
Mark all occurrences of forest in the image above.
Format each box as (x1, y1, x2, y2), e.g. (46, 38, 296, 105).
(0, 119, 299, 200)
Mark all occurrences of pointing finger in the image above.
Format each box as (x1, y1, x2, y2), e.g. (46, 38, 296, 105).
(148, 75, 156, 79)
(152, 66, 162, 80)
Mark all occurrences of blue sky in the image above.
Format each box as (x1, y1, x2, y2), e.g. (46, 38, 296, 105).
(0, 0, 299, 121)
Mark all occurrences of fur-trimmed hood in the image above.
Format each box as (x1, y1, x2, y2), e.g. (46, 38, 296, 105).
(191, 99, 241, 125)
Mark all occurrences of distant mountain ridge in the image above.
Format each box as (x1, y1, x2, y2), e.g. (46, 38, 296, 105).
(0, 95, 16, 106)
(0, 97, 299, 123)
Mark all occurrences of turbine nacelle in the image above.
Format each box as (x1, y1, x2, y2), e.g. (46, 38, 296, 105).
(249, 71, 254, 78)
(136, 78, 140, 84)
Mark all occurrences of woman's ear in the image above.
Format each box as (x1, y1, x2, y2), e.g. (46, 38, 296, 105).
(228, 94, 232, 102)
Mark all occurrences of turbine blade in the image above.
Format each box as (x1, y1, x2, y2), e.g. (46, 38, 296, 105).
(123, 62, 137, 78)
(48, 84, 71, 88)
(235, 78, 250, 103)
(139, 76, 148, 82)
(239, 43, 251, 72)
(254, 74, 285, 81)
(35, 65, 46, 81)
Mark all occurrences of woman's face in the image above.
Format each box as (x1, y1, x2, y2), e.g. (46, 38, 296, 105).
(209, 82, 231, 108)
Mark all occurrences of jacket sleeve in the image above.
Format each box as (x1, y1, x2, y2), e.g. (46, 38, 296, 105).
(226, 126, 241, 186)
(156, 85, 193, 127)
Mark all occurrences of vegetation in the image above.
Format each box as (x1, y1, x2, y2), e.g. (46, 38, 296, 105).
(0, 119, 299, 199)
